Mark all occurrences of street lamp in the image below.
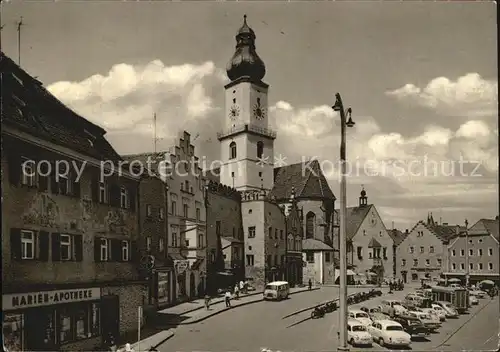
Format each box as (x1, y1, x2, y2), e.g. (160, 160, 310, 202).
(465, 219, 469, 288)
(332, 92, 355, 352)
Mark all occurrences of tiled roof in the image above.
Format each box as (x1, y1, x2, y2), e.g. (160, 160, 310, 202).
(368, 237, 382, 248)
(302, 238, 334, 251)
(387, 229, 408, 246)
(221, 236, 243, 244)
(431, 224, 460, 242)
(270, 159, 336, 201)
(1, 52, 121, 161)
(335, 204, 373, 240)
(473, 218, 499, 240)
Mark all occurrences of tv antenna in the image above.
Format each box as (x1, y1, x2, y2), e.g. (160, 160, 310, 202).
(16, 16, 23, 65)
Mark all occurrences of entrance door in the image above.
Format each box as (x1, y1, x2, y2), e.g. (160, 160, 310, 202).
(24, 308, 56, 351)
(402, 271, 407, 284)
(101, 295, 119, 343)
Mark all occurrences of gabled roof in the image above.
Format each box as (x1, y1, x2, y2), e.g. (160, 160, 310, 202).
(368, 237, 382, 248)
(270, 159, 336, 201)
(387, 229, 408, 246)
(407, 220, 460, 244)
(302, 238, 334, 251)
(1, 52, 121, 161)
(471, 218, 499, 240)
(335, 204, 373, 240)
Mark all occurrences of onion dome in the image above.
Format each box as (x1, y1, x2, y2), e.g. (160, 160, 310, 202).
(226, 15, 266, 82)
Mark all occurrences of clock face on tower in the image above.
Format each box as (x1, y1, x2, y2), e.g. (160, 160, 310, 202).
(253, 97, 266, 120)
(229, 104, 240, 120)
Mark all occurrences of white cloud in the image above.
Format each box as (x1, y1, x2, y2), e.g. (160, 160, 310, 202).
(386, 73, 498, 117)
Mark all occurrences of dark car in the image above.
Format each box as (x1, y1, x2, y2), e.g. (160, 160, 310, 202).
(392, 315, 429, 337)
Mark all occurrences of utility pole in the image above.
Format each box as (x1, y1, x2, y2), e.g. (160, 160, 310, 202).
(153, 112, 157, 154)
(332, 93, 355, 352)
(17, 16, 23, 66)
(465, 219, 469, 289)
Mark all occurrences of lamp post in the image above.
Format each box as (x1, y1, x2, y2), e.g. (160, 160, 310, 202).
(465, 219, 469, 288)
(332, 93, 355, 352)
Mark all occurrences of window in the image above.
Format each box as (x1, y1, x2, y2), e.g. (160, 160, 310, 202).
(420, 246, 424, 253)
(269, 227, 272, 238)
(429, 246, 434, 253)
(246, 254, 254, 266)
(452, 263, 456, 270)
(413, 259, 418, 266)
(437, 258, 442, 266)
(401, 259, 406, 266)
(257, 141, 264, 158)
(460, 263, 465, 270)
(248, 226, 256, 238)
(58, 172, 71, 195)
(146, 204, 152, 217)
(21, 230, 35, 259)
(146, 237, 152, 251)
(357, 246, 363, 259)
(478, 248, 483, 256)
(120, 187, 128, 209)
(488, 248, 493, 256)
(267, 255, 272, 266)
(75, 308, 89, 340)
(280, 230, 283, 239)
(425, 259, 430, 266)
(281, 255, 285, 266)
(159, 238, 164, 252)
(478, 239, 483, 243)
(98, 182, 107, 203)
(409, 246, 414, 254)
(469, 249, 473, 256)
(60, 234, 72, 261)
(171, 226, 178, 247)
(185, 239, 190, 247)
(159, 207, 165, 220)
(183, 204, 188, 218)
(478, 263, 483, 270)
(185, 181, 190, 192)
(451, 249, 456, 256)
(288, 235, 293, 250)
(305, 212, 315, 239)
(382, 247, 387, 259)
(216, 221, 221, 235)
(460, 249, 465, 256)
(59, 308, 72, 343)
(171, 200, 177, 215)
(306, 252, 314, 263)
(325, 253, 331, 262)
(469, 239, 473, 244)
(488, 262, 493, 270)
(21, 158, 36, 186)
(198, 233, 204, 248)
(230, 142, 237, 159)
(100, 238, 109, 261)
(275, 228, 278, 239)
(411, 273, 418, 281)
(122, 241, 129, 261)
(196, 208, 200, 222)
(469, 263, 473, 270)
(369, 252, 373, 259)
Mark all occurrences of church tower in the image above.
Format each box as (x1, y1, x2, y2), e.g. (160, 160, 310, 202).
(218, 15, 276, 191)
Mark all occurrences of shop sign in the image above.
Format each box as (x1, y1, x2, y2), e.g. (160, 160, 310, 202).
(157, 271, 170, 305)
(2, 288, 101, 311)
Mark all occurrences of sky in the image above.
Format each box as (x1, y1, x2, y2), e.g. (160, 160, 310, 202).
(1, 1, 498, 230)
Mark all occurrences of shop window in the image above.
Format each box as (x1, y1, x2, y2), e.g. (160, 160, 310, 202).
(55, 303, 100, 344)
(3, 314, 24, 352)
(59, 309, 72, 343)
(75, 308, 89, 339)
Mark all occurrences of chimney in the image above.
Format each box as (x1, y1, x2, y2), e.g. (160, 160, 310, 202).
(496, 215, 499, 220)
(405, 229, 409, 234)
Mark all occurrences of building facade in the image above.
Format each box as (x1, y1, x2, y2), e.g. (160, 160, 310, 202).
(281, 188, 304, 287)
(445, 217, 499, 285)
(302, 240, 335, 285)
(2, 53, 145, 352)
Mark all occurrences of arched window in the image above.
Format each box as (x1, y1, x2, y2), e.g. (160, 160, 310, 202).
(288, 234, 294, 251)
(295, 237, 301, 251)
(257, 141, 264, 158)
(230, 142, 237, 159)
(306, 212, 316, 239)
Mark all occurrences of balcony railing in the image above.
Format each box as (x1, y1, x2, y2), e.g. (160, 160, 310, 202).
(217, 124, 277, 140)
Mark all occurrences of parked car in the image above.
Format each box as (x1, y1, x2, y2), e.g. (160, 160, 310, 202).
(407, 310, 441, 331)
(420, 307, 446, 322)
(469, 289, 486, 298)
(392, 315, 430, 337)
(369, 312, 389, 322)
(380, 299, 407, 316)
(367, 320, 412, 348)
(434, 301, 459, 318)
(430, 304, 452, 319)
(469, 295, 479, 305)
(348, 309, 373, 326)
(347, 319, 373, 347)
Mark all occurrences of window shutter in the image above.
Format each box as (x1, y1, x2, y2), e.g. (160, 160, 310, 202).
(94, 237, 101, 262)
(51, 233, 61, 261)
(109, 184, 119, 207)
(50, 164, 59, 195)
(129, 186, 136, 212)
(74, 235, 83, 261)
(38, 231, 49, 261)
(91, 176, 99, 203)
(38, 162, 49, 192)
(130, 240, 138, 262)
(10, 228, 22, 259)
(72, 172, 81, 198)
(8, 155, 21, 186)
(111, 239, 121, 262)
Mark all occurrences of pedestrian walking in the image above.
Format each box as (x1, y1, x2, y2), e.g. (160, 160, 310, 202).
(124, 343, 135, 352)
(204, 294, 211, 310)
(308, 279, 312, 291)
(240, 280, 245, 294)
(225, 289, 232, 307)
(234, 284, 240, 299)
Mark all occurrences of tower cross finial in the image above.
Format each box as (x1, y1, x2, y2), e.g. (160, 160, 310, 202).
(244, 14, 247, 23)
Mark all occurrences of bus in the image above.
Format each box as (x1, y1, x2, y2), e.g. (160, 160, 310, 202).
(431, 286, 469, 313)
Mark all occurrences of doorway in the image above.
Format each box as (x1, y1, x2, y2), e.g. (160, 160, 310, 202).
(100, 295, 119, 343)
(401, 271, 407, 283)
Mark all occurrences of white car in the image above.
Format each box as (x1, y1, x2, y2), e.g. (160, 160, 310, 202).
(421, 307, 446, 322)
(348, 309, 373, 326)
(347, 319, 373, 346)
(367, 319, 411, 348)
(380, 299, 408, 316)
(469, 295, 479, 305)
(407, 310, 441, 331)
(434, 302, 459, 318)
(431, 304, 450, 319)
